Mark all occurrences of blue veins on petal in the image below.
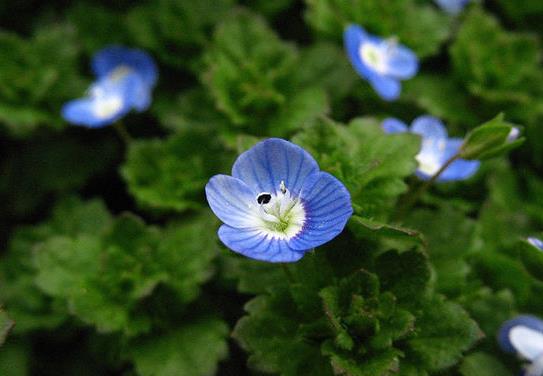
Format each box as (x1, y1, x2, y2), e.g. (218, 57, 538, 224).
(498, 316, 543, 376)
(382, 115, 480, 182)
(62, 45, 158, 128)
(205, 138, 353, 263)
(344, 24, 419, 101)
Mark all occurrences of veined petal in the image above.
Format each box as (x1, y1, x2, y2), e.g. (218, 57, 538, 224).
(62, 98, 125, 128)
(232, 138, 319, 195)
(92, 45, 158, 87)
(288, 172, 352, 251)
(410, 115, 448, 140)
(385, 45, 419, 80)
(218, 225, 305, 263)
(344, 24, 373, 79)
(499, 316, 543, 361)
(205, 175, 258, 228)
(382, 118, 409, 134)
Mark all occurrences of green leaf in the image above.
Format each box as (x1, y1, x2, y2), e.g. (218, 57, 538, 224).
(129, 317, 229, 376)
(407, 206, 477, 295)
(460, 114, 523, 160)
(348, 216, 424, 247)
(0, 24, 86, 136)
(0, 342, 28, 376)
(203, 10, 328, 136)
(121, 131, 228, 213)
(459, 352, 511, 376)
(293, 117, 420, 220)
(450, 7, 543, 107)
(405, 296, 483, 372)
(28, 198, 218, 336)
(305, 0, 452, 58)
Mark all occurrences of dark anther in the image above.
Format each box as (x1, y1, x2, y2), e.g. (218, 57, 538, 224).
(257, 193, 272, 205)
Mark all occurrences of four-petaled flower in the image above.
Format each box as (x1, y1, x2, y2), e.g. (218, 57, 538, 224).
(382, 116, 480, 182)
(434, 0, 470, 14)
(344, 24, 418, 101)
(205, 138, 353, 263)
(498, 315, 543, 376)
(62, 46, 158, 128)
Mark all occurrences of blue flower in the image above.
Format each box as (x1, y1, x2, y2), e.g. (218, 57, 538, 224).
(62, 46, 158, 128)
(498, 315, 543, 376)
(528, 237, 543, 250)
(205, 138, 353, 263)
(344, 24, 418, 101)
(382, 116, 480, 182)
(434, 0, 470, 14)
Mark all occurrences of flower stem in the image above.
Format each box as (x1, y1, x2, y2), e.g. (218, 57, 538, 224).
(281, 263, 294, 284)
(395, 153, 461, 220)
(113, 121, 133, 144)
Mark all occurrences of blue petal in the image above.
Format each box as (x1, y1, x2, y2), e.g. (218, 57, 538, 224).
(385, 45, 419, 80)
(435, 0, 469, 14)
(232, 138, 319, 195)
(288, 172, 352, 251)
(61, 98, 124, 128)
(125, 74, 152, 111)
(437, 138, 480, 182)
(382, 118, 408, 134)
(498, 315, 543, 357)
(369, 75, 401, 101)
(344, 24, 372, 80)
(205, 175, 257, 228)
(218, 225, 305, 263)
(528, 237, 543, 251)
(410, 115, 448, 140)
(91, 45, 158, 87)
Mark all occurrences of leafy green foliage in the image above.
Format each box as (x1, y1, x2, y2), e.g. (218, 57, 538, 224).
(305, 0, 452, 58)
(203, 10, 329, 136)
(122, 130, 229, 212)
(2, 1, 543, 375)
(0, 25, 86, 136)
(129, 317, 229, 376)
(293, 117, 420, 220)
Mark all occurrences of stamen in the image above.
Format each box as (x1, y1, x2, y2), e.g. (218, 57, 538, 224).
(257, 192, 272, 205)
(279, 181, 287, 194)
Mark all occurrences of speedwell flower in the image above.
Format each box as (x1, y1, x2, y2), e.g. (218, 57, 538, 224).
(62, 46, 158, 128)
(344, 24, 418, 101)
(435, 0, 470, 14)
(498, 315, 543, 376)
(205, 138, 353, 263)
(382, 116, 480, 182)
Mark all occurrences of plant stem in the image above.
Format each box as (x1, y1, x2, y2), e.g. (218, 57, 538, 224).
(113, 122, 133, 144)
(281, 263, 294, 284)
(395, 153, 461, 220)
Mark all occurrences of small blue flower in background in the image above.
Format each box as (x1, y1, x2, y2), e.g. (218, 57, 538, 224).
(62, 46, 158, 128)
(344, 24, 418, 101)
(434, 0, 470, 14)
(508, 127, 521, 142)
(498, 315, 543, 376)
(205, 138, 353, 263)
(528, 237, 543, 250)
(382, 116, 480, 182)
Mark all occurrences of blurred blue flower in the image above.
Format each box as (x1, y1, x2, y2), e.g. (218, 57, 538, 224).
(62, 46, 158, 128)
(344, 24, 418, 101)
(528, 237, 543, 250)
(508, 127, 521, 142)
(498, 315, 543, 376)
(205, 138, 352, 263)
(382, 116, 480, 182)
(435, 0, 470, 14)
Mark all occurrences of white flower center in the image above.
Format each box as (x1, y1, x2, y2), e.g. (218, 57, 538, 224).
(525, 354, 543, 376)
(108, 65, 133, 82)
(253, 181, 305, 240)
(89, 86, 124, 120)
(359, 39, 396, 75)
(510, 326, 543, 361)
(416, 138, 447, 176)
